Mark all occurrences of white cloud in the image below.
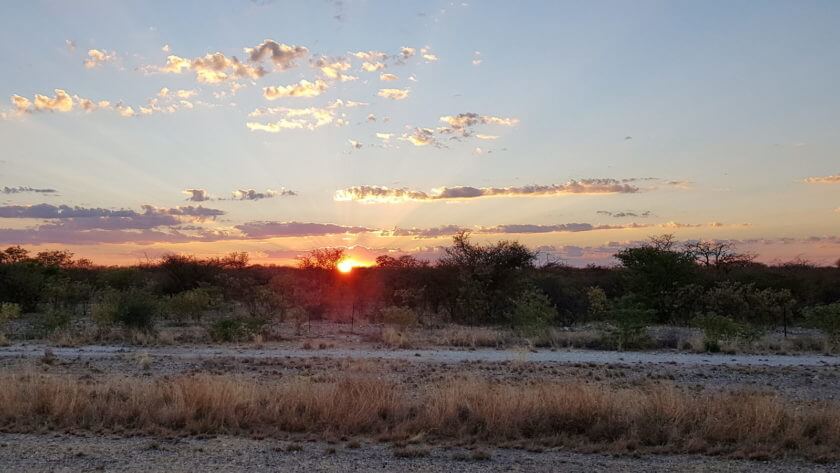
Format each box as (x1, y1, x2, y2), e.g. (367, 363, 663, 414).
(263, 79, 328, 99)
(83, 49, 116, 69)
(378, 88, 409, 100)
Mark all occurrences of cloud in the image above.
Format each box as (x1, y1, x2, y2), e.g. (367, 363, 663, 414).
(377, 88, 409, 100)
(804, 174, 840, 184)
(0, 203, 224, 229)
(385, 225, 469, 238)
(597, 210, 652, 218)
(383, 222, 651, 239)
(234, 221, 372, 238)
(439, 113, 519, 136)
(231, 188, 295, 200)
(83, 49, 116, 68)
(335, 180, 641, 203)
(245, 40, 308, 70)
(312, 56, 356, 81)
(400, 47, 416, 59)
(2, 186, 58, 195)
(32, 89, 74, 112)
(0, 226, 201, 246)
(379, 73, 398, 81)
(158, 52, 266, 84)
(182, 189, 210, 202)
(402, 128, 438, 147)
(10, 95, 32, 113)
(264, 79, 328, 99)
(362, 62, 385, 72)
(397, 113, 518, 147)
(247, 105, 338, 131)
(420, 47, 438, 61)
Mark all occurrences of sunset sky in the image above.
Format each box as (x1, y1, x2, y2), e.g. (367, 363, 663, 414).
(1, 0, 838, 266)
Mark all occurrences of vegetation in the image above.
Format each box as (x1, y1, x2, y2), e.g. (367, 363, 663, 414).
(1, 373, 839, 461)
(0, 234, 837, 350)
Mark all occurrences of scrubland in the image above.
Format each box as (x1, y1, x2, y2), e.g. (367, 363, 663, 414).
(1, 236, 840, 470)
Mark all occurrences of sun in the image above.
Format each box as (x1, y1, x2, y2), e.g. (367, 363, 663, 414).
(337, 259, 361, 274)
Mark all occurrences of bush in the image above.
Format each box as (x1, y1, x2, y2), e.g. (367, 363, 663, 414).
(603, 295, 654, 350)
(505, 289, 556, 335)
(693, 313, 761, 352)
(92, 289, 159, 332)
(585, 286, 608, 321)
(0, 302, 21, 344)
(700, 282, 795, 327)
(209, 318, 251, 343)
(242, 286, 286, 320)
(167, 288, 214, 322)
(0, 302, 21, 324)
(286, 306, 309, 335)
(380, 306, 417, 329)
(803, 303, 840, 348)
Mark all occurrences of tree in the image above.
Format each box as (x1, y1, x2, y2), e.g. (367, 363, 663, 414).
(684, 240, 755, 269)
(296, 248, 345, 270)
(614, 234, 697, 323)
(439, 232, 538, 323)
(34, 250, 75, 268)
(0, 246, 30, 264)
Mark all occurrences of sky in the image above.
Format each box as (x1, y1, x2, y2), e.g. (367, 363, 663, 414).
(0, 0, 838, 266)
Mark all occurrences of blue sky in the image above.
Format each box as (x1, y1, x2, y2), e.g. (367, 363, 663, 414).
(0, 1, 838, 265)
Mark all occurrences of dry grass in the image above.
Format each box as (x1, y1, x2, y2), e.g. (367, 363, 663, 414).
(438, 326, 510, 348)
(381, 327, 412, 348)
(0, 374, 838, 460)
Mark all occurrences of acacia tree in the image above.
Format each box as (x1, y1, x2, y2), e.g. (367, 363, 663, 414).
(684, 240, 755, 269)
(296, 248, 345, 270)
(439, 232, 538, 324)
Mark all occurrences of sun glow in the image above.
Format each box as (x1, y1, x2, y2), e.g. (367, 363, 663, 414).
(337, 258, 367, 273)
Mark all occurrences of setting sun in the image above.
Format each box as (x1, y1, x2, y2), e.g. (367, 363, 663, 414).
(337, 258, 365, 273)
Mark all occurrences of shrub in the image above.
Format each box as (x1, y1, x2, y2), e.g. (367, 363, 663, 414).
(0, 302, 21, 344)
(701, 282, 795, 327)
(242, 286, 286, 320)
(167, 288, 214, 322)
(286, 306, 309, 335)
(585, 286, 608, 320)
(603, 295, 654, 350)
(505, 289, 556, 335)
(803, 303, 840, 348)
(209, 318, 251, 343)
(380, 306, 417, 329)
(0, 302, 21, 324)
(92, 289, 159, 332)
(693, 313, 761, 352)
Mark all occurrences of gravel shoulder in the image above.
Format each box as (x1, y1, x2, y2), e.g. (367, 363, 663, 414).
(2, 342, 839, 367)
(1, 433, 836, 473)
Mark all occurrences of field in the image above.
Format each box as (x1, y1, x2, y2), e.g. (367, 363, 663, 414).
(2, 321, 840, 472)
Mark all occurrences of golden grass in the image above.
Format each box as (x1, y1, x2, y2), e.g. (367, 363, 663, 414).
(0, 374, 838, 460)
